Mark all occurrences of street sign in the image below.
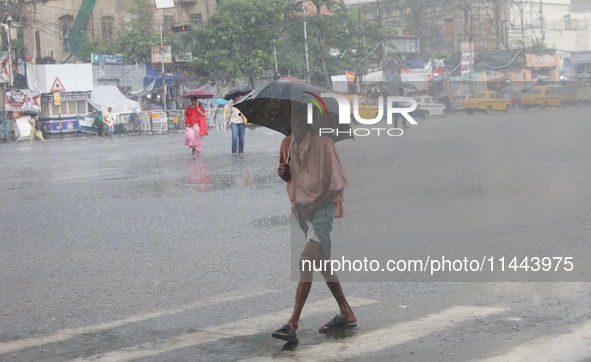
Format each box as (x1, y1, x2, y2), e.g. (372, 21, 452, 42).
(51, 77, 66, 92)
(92, 54, 123, 64)
(53, 92, 61, 105)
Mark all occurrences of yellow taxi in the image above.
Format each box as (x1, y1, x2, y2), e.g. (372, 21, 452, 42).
(344, 94, 380, 120)
(521, 87, 564, 110)
(463, 90, 512, 115)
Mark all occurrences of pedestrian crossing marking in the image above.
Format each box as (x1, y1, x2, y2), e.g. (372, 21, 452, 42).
(0, 289, 276, 355)
(475, 320, 591, 362)
(238, 306, 504, 362)
(68, 297, 378, 362)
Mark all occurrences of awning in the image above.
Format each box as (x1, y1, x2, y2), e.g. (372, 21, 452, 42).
(408, 59, 424, 68)
(144, 65, 183, 89)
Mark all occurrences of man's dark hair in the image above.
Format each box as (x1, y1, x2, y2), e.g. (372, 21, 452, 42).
(398, 88, 404, 92)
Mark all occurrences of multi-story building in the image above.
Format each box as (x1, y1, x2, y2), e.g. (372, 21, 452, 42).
(508, 0, 591, 53)
(348, 0, 511, 55)
(22, 0, 219, 64)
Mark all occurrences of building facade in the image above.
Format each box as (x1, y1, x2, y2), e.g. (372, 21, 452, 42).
(508, 0, 591, 53)
(22, 0, 218, 64)
(353, 0, 510, 56)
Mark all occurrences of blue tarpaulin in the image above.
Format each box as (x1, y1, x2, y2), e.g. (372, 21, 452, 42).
(144, 65, 183, 89)
(408, 59, 424, 68)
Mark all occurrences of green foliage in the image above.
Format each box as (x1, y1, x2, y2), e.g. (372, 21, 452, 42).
(530, 39, 547, 54)
(188, 0, 285, 86)
(281, 0, 393, 87)
(80, 0, 158, 64)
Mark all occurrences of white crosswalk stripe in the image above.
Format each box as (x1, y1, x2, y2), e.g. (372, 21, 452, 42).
(475, 320, 591, 362)
(68, 297, 378, 362)
(0, 289, 276, 355)
(238, 306, 504, 362)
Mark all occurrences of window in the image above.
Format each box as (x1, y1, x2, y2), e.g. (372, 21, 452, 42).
(123, 13, 132, 29)
(77, 101, 88, 115)
(102, 17, 114, 42)
(471, 93, 485, 99)
(190, 13, 202, 26)
(360, 98, 369, 105)
(529, 90, 541, 95)
(51, 102, 60, 116)
(444, 19, 454, 43)
(425, 98, 432, 104)
(41, 102, 50, 117)
(489, 93, 496, 99)
(59, 15, 74, 52)
(163, 14, 175, 32)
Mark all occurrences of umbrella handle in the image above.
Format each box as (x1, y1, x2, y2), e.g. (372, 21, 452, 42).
(286, 136, 294, 165)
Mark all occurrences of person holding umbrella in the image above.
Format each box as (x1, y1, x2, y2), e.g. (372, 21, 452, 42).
(225, 94, 246, 156)
(271, 102, 356, 343)
(185, 96, 207, 156)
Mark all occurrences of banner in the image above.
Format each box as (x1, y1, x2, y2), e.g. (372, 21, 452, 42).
(346, 71, 356, 85)
(5, 89, 41, 111)
(526, 54, 559, 68)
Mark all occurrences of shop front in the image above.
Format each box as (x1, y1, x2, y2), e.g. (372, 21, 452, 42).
(38, 92, 91, 134)
(525, 54, 560, 82)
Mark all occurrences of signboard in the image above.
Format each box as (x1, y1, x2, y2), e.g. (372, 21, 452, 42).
(526, 54, 560, 68)
(92, 54, 123, 64)
(151, 46, 172, 64)
(51, 77, 66, 92)
(53, 92, 61, 105)
(524, 69, 532, 82)
(41, 93, 91, 102)
(4, 89, 41, 111)
(461, 42, 474, 77)
(154, 0, 174, 8)
(346, 71, 356, 85)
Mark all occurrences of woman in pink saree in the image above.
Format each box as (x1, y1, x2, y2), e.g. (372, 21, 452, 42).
(185, 97, 208, 156)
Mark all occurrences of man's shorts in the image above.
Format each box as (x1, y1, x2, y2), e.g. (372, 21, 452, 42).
(296, 202, 337, 258)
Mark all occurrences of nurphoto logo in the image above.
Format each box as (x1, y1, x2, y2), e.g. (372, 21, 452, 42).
(304, 93, 419, 137)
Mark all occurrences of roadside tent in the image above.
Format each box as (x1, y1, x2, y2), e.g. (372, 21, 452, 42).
(89, 85, 142, 117)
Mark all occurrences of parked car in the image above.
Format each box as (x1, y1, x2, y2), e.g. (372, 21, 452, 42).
(463, 91, 512, 115)
(521, 87, 563, 110)
(344, 94, 381, 121)
(450, 95, 470, 113)
(412, 96, 448, 118)
(546, 82, 591, 106)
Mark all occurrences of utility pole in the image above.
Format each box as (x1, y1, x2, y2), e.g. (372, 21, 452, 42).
(160, 24, 167, 111)
(302, 1, 310, 84)
(273, 38, 278, 77)
(539, 0, 544, 41)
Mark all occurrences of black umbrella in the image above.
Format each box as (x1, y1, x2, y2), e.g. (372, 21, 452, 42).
(232, 80, 353, 143)
(224, 85, 253, 101)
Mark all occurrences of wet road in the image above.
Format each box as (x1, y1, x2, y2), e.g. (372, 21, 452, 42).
(1, 107, 590, 361)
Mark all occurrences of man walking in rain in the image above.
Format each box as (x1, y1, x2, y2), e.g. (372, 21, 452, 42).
(394, 87, 409, 129)
(271, 104, 357, 343)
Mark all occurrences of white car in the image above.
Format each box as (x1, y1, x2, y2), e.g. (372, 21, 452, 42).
(412, 96, 448, 118)
(450, 95, 470, 113)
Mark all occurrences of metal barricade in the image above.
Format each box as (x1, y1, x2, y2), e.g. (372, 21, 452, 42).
(147, 110, 168, 134)
(137, 111, 150, 133)
(167, 110, 183, 131)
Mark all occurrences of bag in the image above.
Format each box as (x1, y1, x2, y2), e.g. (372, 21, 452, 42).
(34, 120, 41, 131)
(241, 113, 251, 126)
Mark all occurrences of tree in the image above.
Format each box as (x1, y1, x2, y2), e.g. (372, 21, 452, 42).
(282, 0, 392, 89)
(80, 0, 158, 64)
(187, 0, 285, 87)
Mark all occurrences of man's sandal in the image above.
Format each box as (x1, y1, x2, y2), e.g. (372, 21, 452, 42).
(271, 324, 298, 342)
(318, 315, 357, 333)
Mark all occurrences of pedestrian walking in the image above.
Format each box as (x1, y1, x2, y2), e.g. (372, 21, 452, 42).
(226, 95, 246, 156)
(104, 107, 115, 138)
(185, 96, 207, 156)
(29, 116, 45, 144)
(271, 104, 357, 343)
(92, 111, 104, 138)
(394, 88, 409, 129)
